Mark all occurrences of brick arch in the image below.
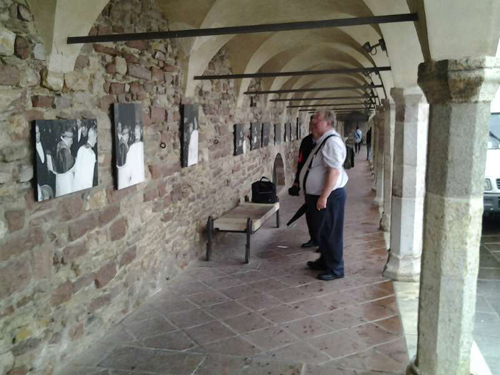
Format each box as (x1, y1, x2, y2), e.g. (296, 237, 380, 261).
(273, 153, 285, 188)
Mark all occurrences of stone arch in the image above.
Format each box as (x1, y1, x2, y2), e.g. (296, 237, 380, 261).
(273, 153, 286, 188)
(28, 0, 110, 73)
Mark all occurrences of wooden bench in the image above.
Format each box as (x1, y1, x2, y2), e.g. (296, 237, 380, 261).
(206, 200, 280, 263)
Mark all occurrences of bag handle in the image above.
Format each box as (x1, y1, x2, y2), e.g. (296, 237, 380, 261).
(260, 176, 271, 182)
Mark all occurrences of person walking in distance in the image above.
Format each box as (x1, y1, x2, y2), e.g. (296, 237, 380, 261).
(300, 110, 348, 281)
(354, 125, 362, 154)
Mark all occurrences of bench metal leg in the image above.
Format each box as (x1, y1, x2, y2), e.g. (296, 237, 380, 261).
(206, 216, 214, 261)
(245, 218, 252, 264)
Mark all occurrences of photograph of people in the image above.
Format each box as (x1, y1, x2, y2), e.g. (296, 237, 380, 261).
(73, 124, 97, 191)
(114, 103, 145, 189)
(181, 104, 199, 167)
(188, 116, 199, 166)
(35, 119, 98, 201)
(35, 124, 55, 201)
(54, 125, 75, 197)
(127, 121, 145, 186)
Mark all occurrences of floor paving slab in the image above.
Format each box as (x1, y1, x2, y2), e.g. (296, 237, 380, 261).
(59, 156, 408, 375)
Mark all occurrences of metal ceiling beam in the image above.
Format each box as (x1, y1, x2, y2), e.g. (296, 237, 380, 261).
(271, 95, 372, 102)
(67, 13, 418, 44)
(288, 103, 368, 108)
(298, 107, 373, 111)
(194, 66, 390, 80)
(300, 108, 372, 112)
(245, 85, 383, 95)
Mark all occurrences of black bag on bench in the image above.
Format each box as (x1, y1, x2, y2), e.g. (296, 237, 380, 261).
(252, 177, 278, 204)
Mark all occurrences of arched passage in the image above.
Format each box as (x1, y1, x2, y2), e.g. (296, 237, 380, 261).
(273, 153, 286, 188)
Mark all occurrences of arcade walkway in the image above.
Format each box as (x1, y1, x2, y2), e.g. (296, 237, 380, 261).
(61, 155, 408, 375)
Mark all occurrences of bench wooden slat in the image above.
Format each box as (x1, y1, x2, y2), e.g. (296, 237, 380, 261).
(214, 202, 279, 232)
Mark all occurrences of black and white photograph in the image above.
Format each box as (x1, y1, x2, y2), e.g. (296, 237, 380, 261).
(234, 123, 245, 155)
(274, 123, 282, 145)
(250, 123, 262, 150)
(181, 104, 199, 167)
(262, 123, 270, 147)
(35, 119, 98, 201)
(288, 122, 294, 141)
(296, 118, 302, 139)
(114, 103, 145, 190)
(284, 122, 289, 142)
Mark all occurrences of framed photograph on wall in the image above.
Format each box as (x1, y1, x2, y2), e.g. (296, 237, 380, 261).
(181, 104, 199, 167)
(250, 123, 262, 150)
(114, 103, 145, 190)
(35, 119, 98, 201)
(262, 123, 270, 147)
(274, 124, 282, 145)
(296, 118, 302, 139)
(288, 122, 294, 141)
(234, 123, 244, 155)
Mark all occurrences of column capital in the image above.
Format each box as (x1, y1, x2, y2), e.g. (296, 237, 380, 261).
(418, 56, 500, 104)
(390, 87, 427, 106)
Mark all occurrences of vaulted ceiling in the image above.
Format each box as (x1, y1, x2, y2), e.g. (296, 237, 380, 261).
(28, 0, 500, 112)
(157, 0, 421, 110)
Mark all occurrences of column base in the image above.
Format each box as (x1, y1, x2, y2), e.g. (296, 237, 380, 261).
(406, 356, 422, 375)
(373, 196, 383, 207)
(380, 212, 390, 231)
(383, 255, 420, 282)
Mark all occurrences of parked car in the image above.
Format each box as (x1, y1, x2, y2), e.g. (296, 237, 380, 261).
(484, 113, 500, 216)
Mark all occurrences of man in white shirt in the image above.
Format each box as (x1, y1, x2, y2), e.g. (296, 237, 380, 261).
(300, 110, 348, 281)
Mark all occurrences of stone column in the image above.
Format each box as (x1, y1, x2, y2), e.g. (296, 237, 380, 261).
(380, 99, 395, 230)
(408, 58, 500, 375)
(384, 87, 428, 281)
(373, 108, 385, 206)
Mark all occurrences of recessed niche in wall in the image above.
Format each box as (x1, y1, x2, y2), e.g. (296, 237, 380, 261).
(296, 118, 302, 139)
(35, 119, 98, 201)
(288, 122, 294, 141)
(274, 124, 282, 145)
(250, 123, 262, 150)
(234, 123, 244, 155)
(284, 122, 290, 142)
(114, 103, 145, 190)
(262, 123, 270, 147)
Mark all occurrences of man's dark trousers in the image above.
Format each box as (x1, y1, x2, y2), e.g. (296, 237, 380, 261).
(305, 209, 317, 243)
(306, 187, 347, 276)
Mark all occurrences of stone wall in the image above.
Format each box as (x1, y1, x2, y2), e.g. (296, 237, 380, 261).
(0, 1, 304, 374)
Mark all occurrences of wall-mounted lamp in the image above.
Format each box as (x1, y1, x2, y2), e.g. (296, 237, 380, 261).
(362, 39, 386, 55)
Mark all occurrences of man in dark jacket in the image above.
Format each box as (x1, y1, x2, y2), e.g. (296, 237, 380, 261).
(290, 117, 318, 248)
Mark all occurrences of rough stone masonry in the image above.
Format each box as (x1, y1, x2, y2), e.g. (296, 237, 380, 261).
(0, 0, 303, 374)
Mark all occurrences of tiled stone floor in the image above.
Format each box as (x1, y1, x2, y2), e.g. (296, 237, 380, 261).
(61, 156, 407, 375)
(476, 217, 500, 375)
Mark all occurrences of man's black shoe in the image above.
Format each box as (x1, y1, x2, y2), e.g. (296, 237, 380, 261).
(307, 260, 325, 271)
(301, 239, 319, 248)
(317, 273, 345, 281)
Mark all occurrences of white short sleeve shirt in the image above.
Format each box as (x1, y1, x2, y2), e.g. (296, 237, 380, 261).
(303, 129, 349, 195)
